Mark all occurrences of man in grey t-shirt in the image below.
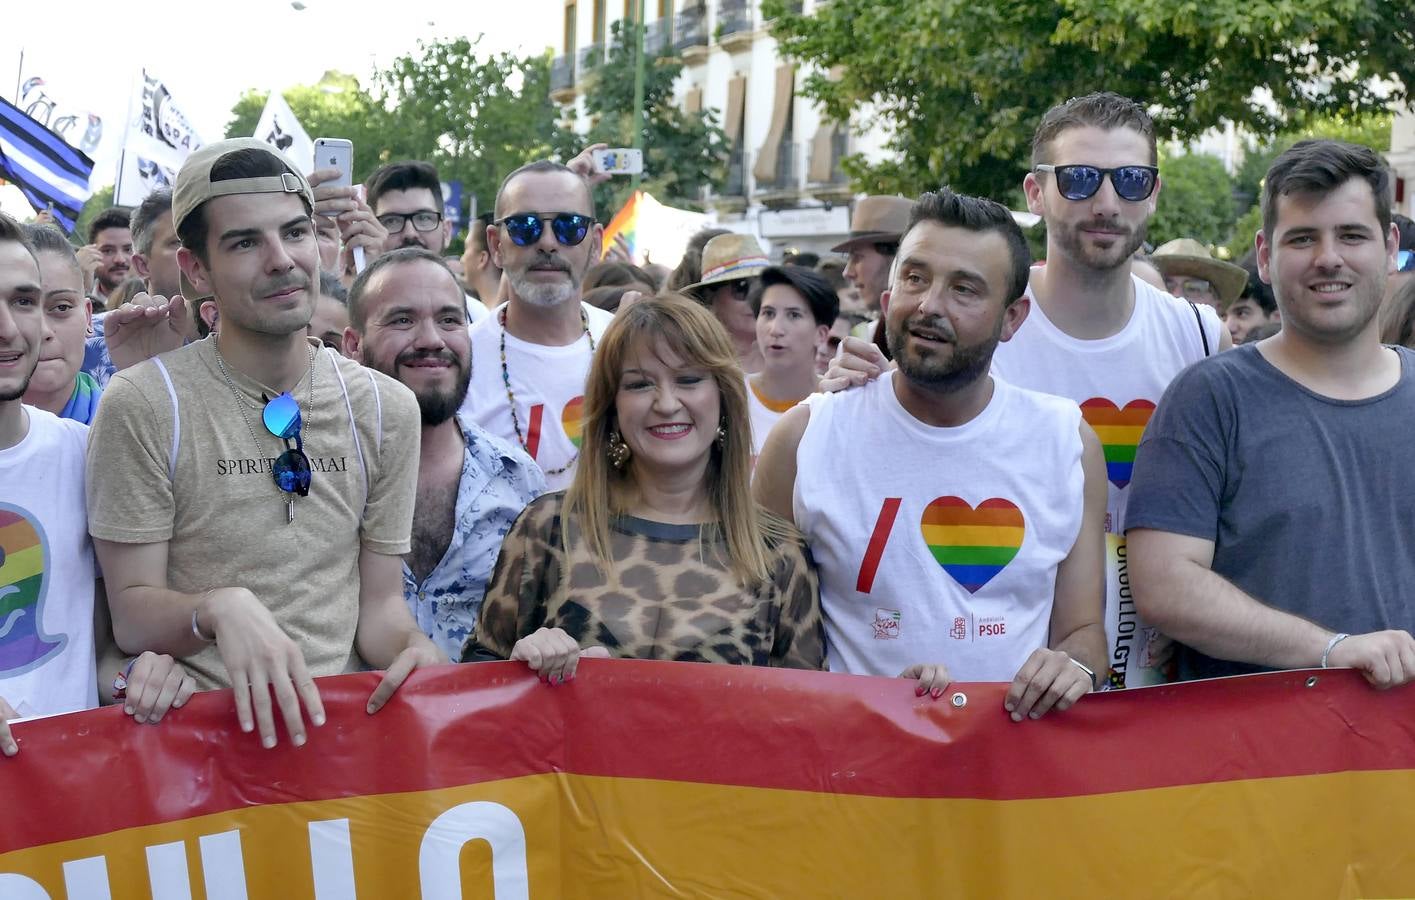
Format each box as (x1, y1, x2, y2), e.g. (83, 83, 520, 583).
(1127, 139, 1415, 686)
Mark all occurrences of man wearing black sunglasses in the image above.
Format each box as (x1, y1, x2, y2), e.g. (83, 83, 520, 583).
(87, 139, 445, 752)
(458, 160, 615, 491)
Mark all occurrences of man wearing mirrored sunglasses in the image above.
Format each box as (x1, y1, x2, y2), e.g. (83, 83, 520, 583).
(458, 160, 616, 491)
(86, 139, 444, 752)
(825, 93, 1229, 690)
(1385, 213, 1415, 306)
(367, 161, 489, 325)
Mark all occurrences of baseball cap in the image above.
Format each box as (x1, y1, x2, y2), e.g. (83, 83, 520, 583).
(172, 138, 314, 234)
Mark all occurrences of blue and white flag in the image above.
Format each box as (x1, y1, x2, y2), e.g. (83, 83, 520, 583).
(0, 95, 95, 234)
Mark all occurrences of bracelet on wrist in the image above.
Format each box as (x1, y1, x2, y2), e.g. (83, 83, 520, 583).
(1068, 655, 1098, 691)
(191, 600, 217, 643)
(1320, 632, 1350, 668)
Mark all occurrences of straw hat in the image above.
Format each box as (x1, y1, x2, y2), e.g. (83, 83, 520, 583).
(683, 233, 771, 293)
(830, 196, 914, 253)
(1151, 239, 1248, 305)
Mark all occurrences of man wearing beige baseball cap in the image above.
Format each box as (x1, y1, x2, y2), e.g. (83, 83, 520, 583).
(86, 138, 445, 753)
(683, 232, 772, 373)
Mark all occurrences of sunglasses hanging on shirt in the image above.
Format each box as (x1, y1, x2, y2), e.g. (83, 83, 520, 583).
(263, 392, 313, 500)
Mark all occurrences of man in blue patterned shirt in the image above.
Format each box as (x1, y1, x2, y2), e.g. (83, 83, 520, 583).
(343, 247, 545, 658)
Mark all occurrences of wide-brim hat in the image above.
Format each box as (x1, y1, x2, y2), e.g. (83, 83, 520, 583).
(830, 195, 914, 253)
(683, 233, 771, 293)
(1151, 238, 1248, 305)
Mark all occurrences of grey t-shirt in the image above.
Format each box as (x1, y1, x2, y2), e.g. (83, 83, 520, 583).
(1126, 344, 1415, 680)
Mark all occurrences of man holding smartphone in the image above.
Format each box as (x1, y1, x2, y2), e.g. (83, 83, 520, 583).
(363, 160, 489, 323)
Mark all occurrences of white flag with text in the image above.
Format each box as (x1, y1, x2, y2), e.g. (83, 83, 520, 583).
(253, 92, 313, 175)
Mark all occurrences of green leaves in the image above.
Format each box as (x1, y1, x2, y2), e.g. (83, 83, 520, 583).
(768, 0, 1413, 205)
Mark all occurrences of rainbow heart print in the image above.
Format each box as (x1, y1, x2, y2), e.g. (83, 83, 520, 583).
(0, 505, 63, 676)
(1080, 398, 1156, 489)
(562, 396, 585, 450)
(919, 497, 1025, 594)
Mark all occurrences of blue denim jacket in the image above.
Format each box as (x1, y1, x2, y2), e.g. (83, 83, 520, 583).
(403, 412, 546, 660)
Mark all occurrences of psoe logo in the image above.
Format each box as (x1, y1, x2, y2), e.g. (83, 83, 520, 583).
(871, 608, 901, 640)
(0, 801, 530, 900)
(977, 616, 1007, 638)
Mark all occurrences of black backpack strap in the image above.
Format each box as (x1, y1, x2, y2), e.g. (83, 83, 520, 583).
(1188, 299, 1211, 357)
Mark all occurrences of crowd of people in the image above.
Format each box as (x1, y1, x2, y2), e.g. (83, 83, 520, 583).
(2, 90, 1413, 759)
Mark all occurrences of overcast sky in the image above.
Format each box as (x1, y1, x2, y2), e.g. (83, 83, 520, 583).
(2, 0, 562, 192)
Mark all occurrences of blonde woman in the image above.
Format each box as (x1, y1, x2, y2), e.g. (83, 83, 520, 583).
(464, 295, 824, 678)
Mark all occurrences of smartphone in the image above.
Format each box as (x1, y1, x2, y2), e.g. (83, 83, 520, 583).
(592, 147, 644, 176)
(314, 137, 353, 187)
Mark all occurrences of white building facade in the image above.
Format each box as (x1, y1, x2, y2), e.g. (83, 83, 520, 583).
(548, 0, 895, 257)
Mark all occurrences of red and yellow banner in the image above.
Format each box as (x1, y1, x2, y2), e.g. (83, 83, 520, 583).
(2, 661, 1415, 898)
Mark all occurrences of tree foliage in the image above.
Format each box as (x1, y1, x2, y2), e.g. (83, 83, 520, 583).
(226, 40, 571, 222)
(1149, 151, 1236, 248)
(579, 20, 729, 214)
(763, 0, 1414, 202)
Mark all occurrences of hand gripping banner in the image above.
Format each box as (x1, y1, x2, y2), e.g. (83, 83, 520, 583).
(2, 660, 1414, 898)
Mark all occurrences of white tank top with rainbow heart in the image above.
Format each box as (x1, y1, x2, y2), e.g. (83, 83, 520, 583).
(794, 370, 1084, 683)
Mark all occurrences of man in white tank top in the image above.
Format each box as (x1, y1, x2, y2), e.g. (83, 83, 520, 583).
(824, 94, 1230, 689)
(756, 190, 1108, 722)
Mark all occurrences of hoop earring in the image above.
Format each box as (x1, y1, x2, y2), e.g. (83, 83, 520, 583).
(716, 422, 727, 447)
(608, 430, 632, 468)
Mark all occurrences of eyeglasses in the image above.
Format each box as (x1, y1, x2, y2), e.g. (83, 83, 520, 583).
(1398, 249, 1415, 273)
(376, 210, 443, 233)
(1034, 164, 1159, 202)
(262, 392, 312, 497)
(495, 212, 594, 247)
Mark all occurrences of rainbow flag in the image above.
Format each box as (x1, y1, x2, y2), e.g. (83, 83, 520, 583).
(601, 189, 643, 262)
(5, 663, 1415, 896)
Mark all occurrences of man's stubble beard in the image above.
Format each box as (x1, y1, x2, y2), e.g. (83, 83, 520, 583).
(886, 316, 1000, 394)
(1053, 218, 1147, 273)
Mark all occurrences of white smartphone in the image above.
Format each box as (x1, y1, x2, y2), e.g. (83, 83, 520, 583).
(313, 137, 353, 187)
(592, 147, 644, 176)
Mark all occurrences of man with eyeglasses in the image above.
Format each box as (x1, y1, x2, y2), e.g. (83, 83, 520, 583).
(86, 139, 444, 752)
(457, 160, 614, 491)
(826, 93, 1229, 689)
(366, 161, 489, 324)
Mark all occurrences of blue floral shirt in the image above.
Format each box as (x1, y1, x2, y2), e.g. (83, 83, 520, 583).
(82, 313, 117, 387)
(404, 412, 546, 660)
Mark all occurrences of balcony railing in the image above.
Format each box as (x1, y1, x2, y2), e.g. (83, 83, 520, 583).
(550, 54, 575, 93)
(725, 147, 749, 196)
(578, 42, 605, 70)
(673, 5, 708, 52)
(718, 0, 753, 38)
(644, 17, 671, 54)
(758, 141, 801, 192)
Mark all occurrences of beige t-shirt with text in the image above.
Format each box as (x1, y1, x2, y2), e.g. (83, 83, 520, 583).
(86, 337, 421, 689)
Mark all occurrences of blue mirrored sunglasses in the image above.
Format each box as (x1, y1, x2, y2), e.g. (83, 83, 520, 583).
(262, 392, 312, 497)
(1398, 249, 1414, 273)
(1034, 164, 1159, 202)
(496, 212, 594, 247)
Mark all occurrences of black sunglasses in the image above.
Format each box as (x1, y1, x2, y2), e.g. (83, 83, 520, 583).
(262, 392, 312, 497)
(495, 212, 594, 247)
(377, 210, 443, 233)
(1034, 164, 1159, 202)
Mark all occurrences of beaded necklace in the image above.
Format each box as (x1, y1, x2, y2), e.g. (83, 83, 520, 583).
(498, 305, 594, 477)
